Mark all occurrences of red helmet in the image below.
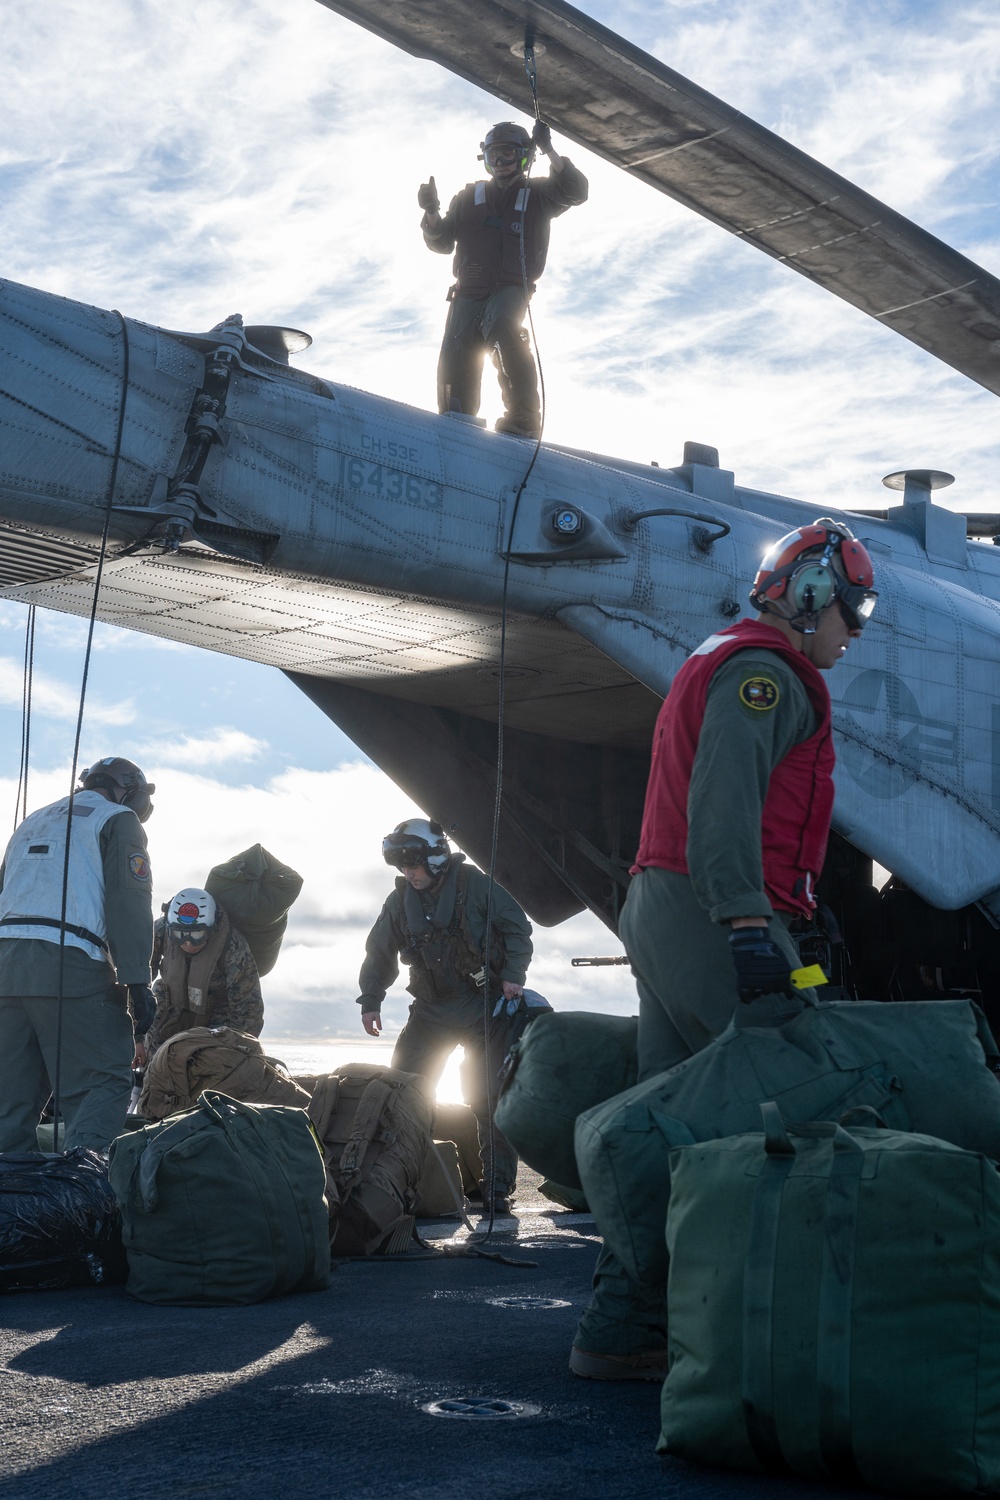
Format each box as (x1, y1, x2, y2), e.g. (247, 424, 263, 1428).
(750, 518, 877, 634)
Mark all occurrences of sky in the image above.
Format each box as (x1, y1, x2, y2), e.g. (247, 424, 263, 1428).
(1, 0, 999, 1042)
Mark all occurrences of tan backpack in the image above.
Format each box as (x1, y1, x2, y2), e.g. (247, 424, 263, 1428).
(301, 1064, 433, 1256)
(138, 1027, 310, 1121)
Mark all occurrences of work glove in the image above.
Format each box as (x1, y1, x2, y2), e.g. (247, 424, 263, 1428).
(727, 927, 795, 1003)
(417, 176, 440, 214)
(127, 982, 157, 1037)
(531, 120, 552, 154)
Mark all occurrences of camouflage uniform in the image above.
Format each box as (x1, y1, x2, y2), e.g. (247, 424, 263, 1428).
(147, 916, 263, 1052)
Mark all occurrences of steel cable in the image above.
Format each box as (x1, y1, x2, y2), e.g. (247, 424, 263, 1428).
(52, 310, 130, 1151)
(476, 38, 548, 1243)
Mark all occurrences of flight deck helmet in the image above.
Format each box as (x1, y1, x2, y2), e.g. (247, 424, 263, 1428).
(80, 756, 156, 822)
(166, 887, 217, 947)
(749, 518, 877, 635)
(382, 818, 451, 877)
(480, 122, 532, 177)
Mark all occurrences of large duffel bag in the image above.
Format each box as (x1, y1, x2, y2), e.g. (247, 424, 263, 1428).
(139, 1027, 310, 1120)
(305, 1064, 433, 1256)
(205, 843, 303, 977)
(108, 1091, 330, 1305)
(494, 1012, 638, 1189)
(0, 1150, 127, 1291)
(659, 1105, 1000, 1496)
(576, 996, 1000, 1288)
(412, 1140, 466, 1217)
(430, 1102, 481, 1192)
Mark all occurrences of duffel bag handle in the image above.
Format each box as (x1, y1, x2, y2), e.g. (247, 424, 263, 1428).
(761, 1100, 795, 1156)
(838, 1104, 889, 1130)
(762, 1102, 863, 1156)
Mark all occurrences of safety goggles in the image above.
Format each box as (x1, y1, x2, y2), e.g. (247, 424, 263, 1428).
(169, 924, 209, 945)
(835, 578, 878, 632)
(383, 845, 428, 871)
(485, 145, 523, 169)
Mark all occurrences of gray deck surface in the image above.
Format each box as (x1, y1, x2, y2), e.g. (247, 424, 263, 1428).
(0, 1168, 889, 1500)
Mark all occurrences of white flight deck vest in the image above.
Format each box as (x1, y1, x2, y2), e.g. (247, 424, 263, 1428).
(0, 791, 132, 962)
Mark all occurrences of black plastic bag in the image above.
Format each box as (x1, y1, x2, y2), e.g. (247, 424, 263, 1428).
(0, 1149, 128, 1291)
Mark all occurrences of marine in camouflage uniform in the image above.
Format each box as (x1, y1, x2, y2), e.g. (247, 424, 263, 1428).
(147, 911, 263, 1053)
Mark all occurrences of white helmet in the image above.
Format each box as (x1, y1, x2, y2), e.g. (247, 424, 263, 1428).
(166, 887, 217, 943)
(382, 818, 451, 876)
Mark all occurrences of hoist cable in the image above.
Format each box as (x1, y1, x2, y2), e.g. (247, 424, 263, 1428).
(474, 35, 548, 1244)
(13, 606, 36, 831)
(52, 310, 130, 1151)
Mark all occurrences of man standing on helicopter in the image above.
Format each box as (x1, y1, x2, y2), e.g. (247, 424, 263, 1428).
(570, 519, 878, 1381)
(419, 120, 588, 439)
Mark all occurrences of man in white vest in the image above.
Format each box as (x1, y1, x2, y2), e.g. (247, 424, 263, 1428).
(0, 756, 156, 1152)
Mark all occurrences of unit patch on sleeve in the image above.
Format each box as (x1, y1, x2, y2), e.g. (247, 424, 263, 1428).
(739, 675, 779, 713)
(129, 852, 151, 881)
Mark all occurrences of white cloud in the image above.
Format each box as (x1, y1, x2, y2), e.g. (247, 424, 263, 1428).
(131, 728, 268, 768)
(0, 654, 135, 727)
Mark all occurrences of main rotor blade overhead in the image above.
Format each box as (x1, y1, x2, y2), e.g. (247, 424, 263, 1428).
(316, 0, 1000, 397)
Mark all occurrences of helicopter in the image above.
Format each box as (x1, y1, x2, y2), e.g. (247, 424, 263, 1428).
(2, 0, 1000, 1015)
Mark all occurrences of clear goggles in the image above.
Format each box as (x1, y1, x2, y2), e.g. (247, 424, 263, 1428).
(170, 923, 209, 945)
(485, 143, 523, 169)
(835, 577, 878, 631)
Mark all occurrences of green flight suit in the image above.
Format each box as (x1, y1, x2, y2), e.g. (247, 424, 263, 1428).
(358, 856, 532, 1198)
(576, 649, 820, 1356)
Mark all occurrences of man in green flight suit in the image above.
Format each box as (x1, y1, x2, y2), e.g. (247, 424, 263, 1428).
(570, 519, 879, 1380)
(0, 756, 156, 1152)
(358, 818, 533, 1215)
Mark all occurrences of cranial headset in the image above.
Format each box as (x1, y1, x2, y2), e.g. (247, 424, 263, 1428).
(750, 518, 877, 635)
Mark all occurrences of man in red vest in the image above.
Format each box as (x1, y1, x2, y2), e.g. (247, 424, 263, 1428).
(419, 120, 588, 438)
(570, 518, 877, 1382)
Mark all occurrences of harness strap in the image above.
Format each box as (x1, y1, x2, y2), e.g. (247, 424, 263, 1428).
(816, 1129, 866, 1485)
(338, 1079, 395, 1181)
(741, 1102, 795, 1473)
(0, 914, 109, 955)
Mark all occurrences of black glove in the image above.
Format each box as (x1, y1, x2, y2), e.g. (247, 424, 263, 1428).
(417, 176, 440, 214)
(531, 120, 552, 154)
(127, 983, 156, 1037)
(727, 927, 795, 1003)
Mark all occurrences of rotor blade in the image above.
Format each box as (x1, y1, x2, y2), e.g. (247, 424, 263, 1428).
(316, 0, 1000, 397)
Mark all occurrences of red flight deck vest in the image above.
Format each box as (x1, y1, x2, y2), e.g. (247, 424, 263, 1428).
(632, 620, 835, 917)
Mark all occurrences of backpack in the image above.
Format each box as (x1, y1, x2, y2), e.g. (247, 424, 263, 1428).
(204, 844, 303, 976)
(660, 1105, 1000, 1495)
(302, 1064, 434, 1256)
(575, 995, 1000, 1289)
(138, 1026, 310, 1120)
(494, 1011, 639, 1189)
(108, 1091, 330, 1305)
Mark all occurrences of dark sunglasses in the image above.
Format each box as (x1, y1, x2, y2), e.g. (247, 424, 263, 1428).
(383, 846, 429, 870)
